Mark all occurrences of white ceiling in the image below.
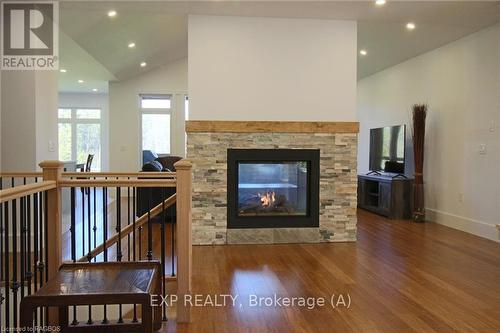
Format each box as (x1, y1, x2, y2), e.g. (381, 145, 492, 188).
(58, 1, 500, 93)
(59, 31, 115, 93)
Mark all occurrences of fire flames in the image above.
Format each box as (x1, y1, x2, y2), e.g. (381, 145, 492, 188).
(258, 191, 276, 207)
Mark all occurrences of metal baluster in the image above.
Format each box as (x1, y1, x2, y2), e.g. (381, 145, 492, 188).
(70, 187, 76, 262)
(139, 226, 143, 260)
(0, 279, 2, 333)
(38, 192, 43, 287)
(44, 192, 49, 326)
(86, 183, 93, 325)
(0, 176, 3, 282)
(93, 182, 97, 263)
(38, 190, 44, 325)
(70, 187, 78, 326)
(132, 186, 138, 323)
(102, 184, 109, 325)
(87, 183, 91, 262)
(26, 193, 32, 296)
(0, 179, 3, 328)
(116, 186, 123, 323)
(127, 183, 131, 261)
(116, 187, 122, 262)
(44, 192, 49, 283)
(133, 187, 136, 261)
(12, 199, 19, 327)
(147, 191, 153, 261)
(161, 188, 167, 321)
(21, 179, 27, 300)
(103, 183, 108, 261)
(81, 186, 85, 263)
(33, 192, 38, 326)
(20, 196, 25, 301)
(4, 202, 10, 329)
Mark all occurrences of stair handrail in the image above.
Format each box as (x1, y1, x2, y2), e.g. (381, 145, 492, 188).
(0, 180, 56, 203)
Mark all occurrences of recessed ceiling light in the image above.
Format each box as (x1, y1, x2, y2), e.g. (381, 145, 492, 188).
(59, 69, 67, 73)
(92, 88, 98, 92)
(128, 42, 136, 48)
(375, 0, 386, 6)
(406, 22, 416, 30)
(78, 79, 84, 83)
(359, 49, 368, 56)
(107, 10, 117, 17)
(140, 62, 147, 67)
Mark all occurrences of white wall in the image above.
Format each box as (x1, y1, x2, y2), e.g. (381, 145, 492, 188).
(1, 71, 37, 171)
(1, 71, 58, 171)
(189, 15, 357, 121)
(109, 58, 188, 172)
(58, 92, 110, 170)
(36, 72, 59, 165)
(358, 23, 500, 241)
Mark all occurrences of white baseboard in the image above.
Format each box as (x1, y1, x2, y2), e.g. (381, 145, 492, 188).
(426, 208, 499, 242)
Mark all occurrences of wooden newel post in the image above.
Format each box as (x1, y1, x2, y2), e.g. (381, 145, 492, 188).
(39, 160, 64, 278)
(174, 159, 192, 323)
(39, 160, 64, 324)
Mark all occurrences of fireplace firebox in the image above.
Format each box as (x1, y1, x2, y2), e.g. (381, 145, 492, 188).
(227, 149, 320, 229)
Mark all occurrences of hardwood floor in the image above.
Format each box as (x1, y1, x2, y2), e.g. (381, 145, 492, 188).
(162, 209, 500, 332)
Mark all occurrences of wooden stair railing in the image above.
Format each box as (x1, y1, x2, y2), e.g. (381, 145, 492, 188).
(0, 160, 192, 327)
(58, 160, 193, 323)
(76, 193, 177, 263)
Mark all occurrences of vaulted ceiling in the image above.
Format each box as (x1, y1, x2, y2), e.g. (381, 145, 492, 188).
(58, 1, 500, 93)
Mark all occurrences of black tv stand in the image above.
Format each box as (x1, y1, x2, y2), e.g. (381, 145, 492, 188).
(391, 173, 407, 179)
(358, 174, 413, 219)
(366, 170, 382, 176)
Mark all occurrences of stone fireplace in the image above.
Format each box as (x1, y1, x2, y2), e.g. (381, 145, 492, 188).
(186, 121, 358, 245)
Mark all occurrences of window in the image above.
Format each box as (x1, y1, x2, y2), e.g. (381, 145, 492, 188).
(58, 108, 102, 171)
(142, 114, 171, 154)
(140, 95, 171, 155)
(140, 96, 171, 109)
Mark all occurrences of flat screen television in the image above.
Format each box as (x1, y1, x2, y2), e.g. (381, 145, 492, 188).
(369, 125, 406, 174)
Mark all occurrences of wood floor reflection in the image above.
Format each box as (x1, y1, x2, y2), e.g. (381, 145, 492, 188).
(161, 209, 500, 333)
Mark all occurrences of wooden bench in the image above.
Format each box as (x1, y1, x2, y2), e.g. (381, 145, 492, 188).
(20, 261, 162, 332)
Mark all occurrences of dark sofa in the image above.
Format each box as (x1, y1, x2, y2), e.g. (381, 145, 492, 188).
(136, 155, 182, 223)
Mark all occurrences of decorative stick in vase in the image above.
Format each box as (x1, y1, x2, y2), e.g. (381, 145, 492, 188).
(412, 104, 427, 222)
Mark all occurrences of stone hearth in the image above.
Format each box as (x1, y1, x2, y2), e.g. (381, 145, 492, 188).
(186, 121, 359, 245)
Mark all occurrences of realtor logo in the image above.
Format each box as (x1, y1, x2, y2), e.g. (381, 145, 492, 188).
(1, 1, 59, 70)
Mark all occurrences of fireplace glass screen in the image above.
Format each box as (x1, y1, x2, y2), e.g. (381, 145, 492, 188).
(237, 162, 309, 217)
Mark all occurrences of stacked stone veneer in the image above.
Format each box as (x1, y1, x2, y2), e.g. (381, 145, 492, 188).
(187, 132, 358, 245)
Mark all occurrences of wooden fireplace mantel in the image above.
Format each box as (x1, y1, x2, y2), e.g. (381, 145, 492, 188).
(185, 120, 359, 134)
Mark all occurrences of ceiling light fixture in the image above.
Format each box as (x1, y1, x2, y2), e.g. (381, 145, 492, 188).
(107, 10, 117, 17)
(128, 42, 136, 48)
(406, 22, 416, 30)
(92, 88, 98, 92)
(359, 49, 368, 56)
(60, 69, 67, 73)
(78, 79, 84, 83)
(375, 0, 386, 6)
(140, 62, 147, 67)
